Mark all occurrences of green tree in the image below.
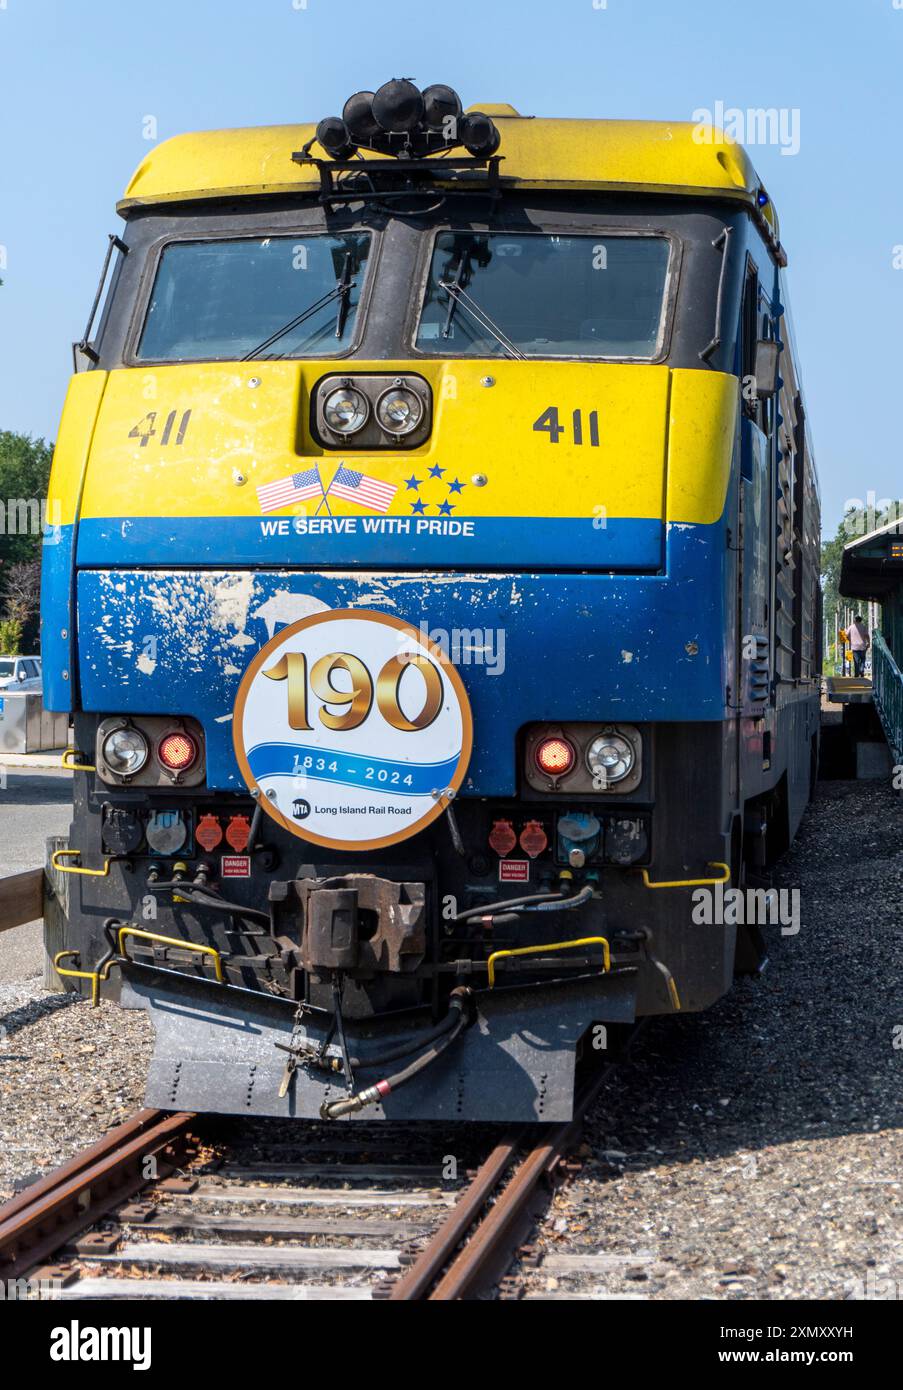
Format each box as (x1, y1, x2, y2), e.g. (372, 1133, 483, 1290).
(0, 431, 54, 651)
(820, 513, 854, 637)
(0, 430, 53, 567)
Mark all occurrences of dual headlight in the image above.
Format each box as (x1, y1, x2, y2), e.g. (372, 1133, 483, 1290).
(324, 384, 424, 438)
(315, 374, 432, 449)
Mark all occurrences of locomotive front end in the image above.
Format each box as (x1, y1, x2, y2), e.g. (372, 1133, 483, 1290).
(41, 86, 819, 1120)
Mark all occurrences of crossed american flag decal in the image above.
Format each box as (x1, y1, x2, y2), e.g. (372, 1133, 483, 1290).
(256, 463, 397, 516)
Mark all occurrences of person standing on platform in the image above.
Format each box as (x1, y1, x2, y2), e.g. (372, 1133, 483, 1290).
(847, 614, 870, 678)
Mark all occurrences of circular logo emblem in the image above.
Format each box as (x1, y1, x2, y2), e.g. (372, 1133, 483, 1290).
(233, 609, 473, 851)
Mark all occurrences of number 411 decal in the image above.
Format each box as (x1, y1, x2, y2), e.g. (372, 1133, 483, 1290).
(128, 409, 192, 448)
(533, 406, 600, 447)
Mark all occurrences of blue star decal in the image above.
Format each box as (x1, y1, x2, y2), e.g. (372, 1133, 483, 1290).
(447, 477, 465, 494)
(410, 499, 427, 514)
(438, 500, 456, 516)
(428, 463, 445, 479)
(404, 475, 422, 491)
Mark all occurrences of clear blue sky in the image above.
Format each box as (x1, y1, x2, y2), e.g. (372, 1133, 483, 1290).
(1, 0, 901, 534)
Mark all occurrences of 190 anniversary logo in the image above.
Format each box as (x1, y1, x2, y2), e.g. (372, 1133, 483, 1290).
(233, 610, 473, 851)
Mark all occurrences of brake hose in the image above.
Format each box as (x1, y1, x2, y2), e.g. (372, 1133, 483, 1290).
(320, 990, 470, 1120)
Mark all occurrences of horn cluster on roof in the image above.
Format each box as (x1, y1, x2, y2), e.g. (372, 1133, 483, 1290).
(314, 79, 501, 162)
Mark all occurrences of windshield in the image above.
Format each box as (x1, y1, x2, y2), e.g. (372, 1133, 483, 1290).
(416, 232, 671, 359)
(136, 232, 371, 362)
(0, 661, 14, 677)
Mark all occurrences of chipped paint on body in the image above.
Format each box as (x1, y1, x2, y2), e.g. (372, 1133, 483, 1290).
(74, 516, 729, 794)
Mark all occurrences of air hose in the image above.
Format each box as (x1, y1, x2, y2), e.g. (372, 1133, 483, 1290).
(526, 885, 593, 913)
(149, 879, 271, 926)
(319, 989, 471, 1120)
(452, 883, 594, 926)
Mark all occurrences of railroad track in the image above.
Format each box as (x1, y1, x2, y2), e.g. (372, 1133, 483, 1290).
(1, 867, 641, 1299)
(0, 1035, 638, 1301)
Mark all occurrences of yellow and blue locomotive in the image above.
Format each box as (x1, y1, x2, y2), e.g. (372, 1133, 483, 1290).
(41, 82, 820, 1120)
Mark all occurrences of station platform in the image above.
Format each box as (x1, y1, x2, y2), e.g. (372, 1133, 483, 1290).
(823, 676, 873, 705)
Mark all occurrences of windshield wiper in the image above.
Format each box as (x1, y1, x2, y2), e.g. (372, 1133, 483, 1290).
(334, 252, 354, 340)
(242, 272, 357, 361)
(441, 247, 472, 341)
(438, 277, 526, 360)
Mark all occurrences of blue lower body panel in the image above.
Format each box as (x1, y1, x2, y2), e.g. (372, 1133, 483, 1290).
(74, 521, 727, 796)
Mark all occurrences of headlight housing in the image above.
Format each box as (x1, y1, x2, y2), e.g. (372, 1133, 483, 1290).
(323, 385, 370, 435)
(524, 722, 644, 795)
(96, 715, 206, 788)
(586, 731, 635, 786)
(101, 726, 149, 775)
(313, 373, 432, 450)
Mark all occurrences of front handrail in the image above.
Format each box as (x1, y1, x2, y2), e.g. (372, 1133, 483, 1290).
(871, 631, 903, 765)
(486, 935, 611, 989)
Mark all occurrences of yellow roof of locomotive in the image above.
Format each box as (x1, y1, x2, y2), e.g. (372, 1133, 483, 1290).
(119, 111, 777, 232)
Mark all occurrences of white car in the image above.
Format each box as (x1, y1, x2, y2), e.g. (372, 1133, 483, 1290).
(0, 655, 43, 692)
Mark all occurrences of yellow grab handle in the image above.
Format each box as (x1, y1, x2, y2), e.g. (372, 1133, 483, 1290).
(62, 748, 96, 771)
(639, 861, 730, 890)
(487, 935, 610, 989)
(115, 925, 225, 983)
(51, 848, 112, 878)
(54, 950, 101, 1007)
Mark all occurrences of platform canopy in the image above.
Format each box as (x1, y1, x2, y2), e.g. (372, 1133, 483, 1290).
(840, 516, 903, 601)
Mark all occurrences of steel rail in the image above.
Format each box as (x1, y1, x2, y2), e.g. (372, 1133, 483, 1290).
(0, 1108, 196, 1281)
(391, 1029, 642, 1301)
(385, 1130, 527, 1300)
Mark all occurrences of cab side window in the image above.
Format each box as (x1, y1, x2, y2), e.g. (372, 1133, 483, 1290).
(740, 260, 761, 425)
(740, 257, 777, 436)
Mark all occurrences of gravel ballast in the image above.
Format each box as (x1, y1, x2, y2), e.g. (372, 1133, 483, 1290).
(519, 779, 903, 1300)
(0, 982, 152, 1202)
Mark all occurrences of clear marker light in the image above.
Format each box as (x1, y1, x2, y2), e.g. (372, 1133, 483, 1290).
(586, 732, 635, 784)
(102, 727, 149, 774)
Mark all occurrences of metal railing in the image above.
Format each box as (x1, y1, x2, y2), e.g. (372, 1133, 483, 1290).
(870, 631, 903, 765)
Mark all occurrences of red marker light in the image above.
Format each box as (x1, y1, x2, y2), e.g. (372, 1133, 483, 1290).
(534, 737, 575, 778)
(157, 730, 198, 773)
